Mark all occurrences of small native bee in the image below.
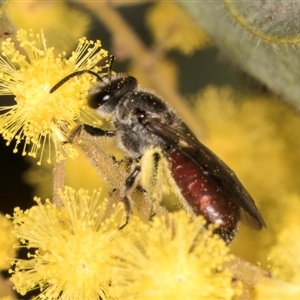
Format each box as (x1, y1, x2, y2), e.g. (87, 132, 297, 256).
(51, 56, 266, 242)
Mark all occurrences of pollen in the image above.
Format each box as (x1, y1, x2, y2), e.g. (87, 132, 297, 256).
(0, 29, 108, 164)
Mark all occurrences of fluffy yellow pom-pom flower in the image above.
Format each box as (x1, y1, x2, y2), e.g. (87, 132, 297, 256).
(0, 29, 108, 164)
(9, 187, 127, 299)
(111, 211, 242, 300)
(8, 186, 244, 299)
(256, 219, 300, 299)
(147, 2, 210, 55)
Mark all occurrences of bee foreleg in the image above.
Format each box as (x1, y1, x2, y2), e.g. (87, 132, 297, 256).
(82, 124, 116, 137)
(69, 124, 116, 143)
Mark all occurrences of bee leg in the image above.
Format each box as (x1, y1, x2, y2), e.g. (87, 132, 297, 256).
(149, 152, 162, 220)
(139, 148, 165, 220)
(68, 124, 116, 143)
(119, 165, 141, 230)
(69, 124, 119, 163)
(117, 157, 134, 171)
(119, 196, 132, 230)
(82, 124, 116, 137)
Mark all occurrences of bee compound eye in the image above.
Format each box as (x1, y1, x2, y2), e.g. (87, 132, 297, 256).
(88, 91, 111, 109)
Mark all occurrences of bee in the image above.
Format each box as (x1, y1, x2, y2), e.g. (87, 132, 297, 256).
(50, 56, 266, 242)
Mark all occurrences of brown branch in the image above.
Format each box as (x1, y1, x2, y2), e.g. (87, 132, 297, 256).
(52, 159, 65, 207)
(0, 273, 16, 299)
(228, 257, 271, 285)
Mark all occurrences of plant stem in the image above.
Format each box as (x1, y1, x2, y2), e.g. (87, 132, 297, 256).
(52, 159, 65, 207)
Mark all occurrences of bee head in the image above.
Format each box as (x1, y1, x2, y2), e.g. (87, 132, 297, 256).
(87, 75, 138, 114)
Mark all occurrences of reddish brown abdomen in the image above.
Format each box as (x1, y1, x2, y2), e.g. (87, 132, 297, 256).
(167, 149, 240, 241)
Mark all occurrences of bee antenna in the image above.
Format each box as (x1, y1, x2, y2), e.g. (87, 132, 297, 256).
(49, 70, 103, 94)
(108, 55, 115, 81)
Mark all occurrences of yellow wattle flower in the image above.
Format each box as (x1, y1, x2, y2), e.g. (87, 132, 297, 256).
(111, 211, 242, 300)
(256, 222, 300, 299)
(6, 1, 91, 53)
(9, 187, 127, 299)
(147, 2, 210, 55)
(0, 29, 108, 164)
(7, 183, 244, 299)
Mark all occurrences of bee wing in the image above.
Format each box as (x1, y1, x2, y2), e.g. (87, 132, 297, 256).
(146, 118, 266, 230)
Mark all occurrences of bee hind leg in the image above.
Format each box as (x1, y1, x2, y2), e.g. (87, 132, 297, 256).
(119, 148, 169, 228)
(139, 148, 166, 220)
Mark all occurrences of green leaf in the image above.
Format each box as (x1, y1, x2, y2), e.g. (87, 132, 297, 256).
(178, 1, 300, 107)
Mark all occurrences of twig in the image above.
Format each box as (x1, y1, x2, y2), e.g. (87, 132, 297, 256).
(228, 257, 271, 285)
(52, 159, 65, 207)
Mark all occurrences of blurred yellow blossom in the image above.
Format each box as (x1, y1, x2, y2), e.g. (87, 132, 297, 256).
(256, 220, 300, 299)
(0, 29, 108, 164)
(6, 1, 91, 53)
(129, 57, 179, 90)
(194, 85, 300, 263)
(9, 187, 127, 299)
(257, 277, 300, 300)
(25, 152, 110, 199)
(0, 213, 17, 270)
(111, 211, 242, 300)
(0, 272, 15, 299)
(147, 2, 210, 55)
(195, 86, 290, 203)
(23, 137, 122, 198)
